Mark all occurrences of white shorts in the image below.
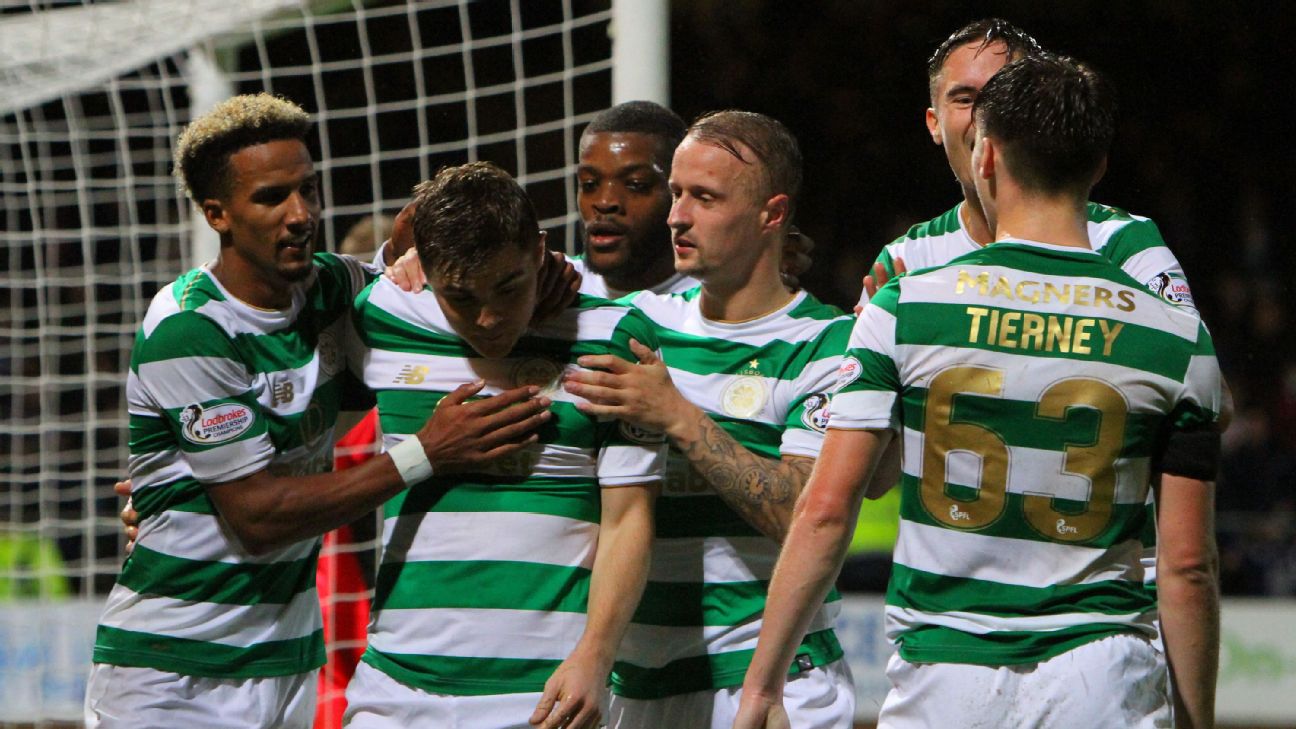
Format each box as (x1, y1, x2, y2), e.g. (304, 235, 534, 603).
(84, 663, 316, 729)
(878, 633, 1170, 729)
(343, 661, 567, 729)
(606, 658, 854, 729)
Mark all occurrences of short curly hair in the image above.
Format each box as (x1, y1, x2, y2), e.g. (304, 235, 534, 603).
(173, 93, 311, 203)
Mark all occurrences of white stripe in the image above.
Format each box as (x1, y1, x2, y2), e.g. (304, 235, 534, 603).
(134, 358, 250, 408)
(893, 520, 1144, 589)
(127, 450, 192, 490)
(648, 536, 778, 583)
(828, 389, 897, 430)
(848, 304, 897, 358)
(369, 276, 634, 345)
(1183, 353, 1223, 415)
(633, 290, 849, 348)
(670, 369, 785, 426)
(139, 509, 318, 565)
(596, 442, 667, 485)
(896, 264, 1201, 340)
(886, 604, 1155, 640)
(380, 510, 599, 569)
(363, 347, 587, 406)
(780, 428, 826, 458)
(368, 606, 586, 661)
(98, 584, 321, 647)
(139, 286, 182, 338)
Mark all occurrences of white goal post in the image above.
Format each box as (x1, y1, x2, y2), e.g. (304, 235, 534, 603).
(0, 0, 666, 722)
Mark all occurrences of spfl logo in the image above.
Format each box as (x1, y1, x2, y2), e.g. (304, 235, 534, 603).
(179, 402, 256, 445)
(801, 393, 832, 432)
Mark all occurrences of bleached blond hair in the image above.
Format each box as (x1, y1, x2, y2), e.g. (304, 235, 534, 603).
(173, 93, 311, 203)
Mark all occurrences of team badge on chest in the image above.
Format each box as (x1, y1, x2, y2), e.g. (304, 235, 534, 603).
(721, 359, 768, 419)
(511, 357, 564, 395)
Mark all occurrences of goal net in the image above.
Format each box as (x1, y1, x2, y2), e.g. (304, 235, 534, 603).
(0, 0, 642, 721)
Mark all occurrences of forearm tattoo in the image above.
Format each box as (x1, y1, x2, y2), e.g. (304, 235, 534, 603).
(678, 410, 814, 541)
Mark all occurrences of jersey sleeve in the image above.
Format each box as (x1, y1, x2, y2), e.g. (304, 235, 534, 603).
(830, 279, 902, 431)
(1106, 216, 1197, 313)
(780, 317, 853, 458)
(131, 312, 275, 484)
(317, 252, 379, 410)
(1170, 322, 1223, 433)
(595, 307, 668, 487)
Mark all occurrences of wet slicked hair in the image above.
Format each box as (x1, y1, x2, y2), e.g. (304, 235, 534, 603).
(411, 161, 540, 279)
(974, 54, 1116, 194)
(686, 110, 802, 223)
(174, 93, 312, 203)
(583, 100, 686, 150)
(927, 18, 1044, 100)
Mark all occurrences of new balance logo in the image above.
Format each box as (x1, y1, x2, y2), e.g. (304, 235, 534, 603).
(393, 364, 429, 385)
(271, 381, 295, 407)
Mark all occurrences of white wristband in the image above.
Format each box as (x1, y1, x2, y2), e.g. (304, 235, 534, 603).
(388, 437, 434, 486)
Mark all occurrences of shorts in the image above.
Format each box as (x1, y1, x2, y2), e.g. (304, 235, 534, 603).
(877, 633, 1170, 729)
(607, 658, 854, 729)
(84, 663, 316, 729)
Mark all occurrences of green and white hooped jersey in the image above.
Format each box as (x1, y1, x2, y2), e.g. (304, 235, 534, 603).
(353, 279, 667, 697)
(94, 252, 374, 678)
(610, 288, 854, 699)
(860, 202, 1197, 313)
(834, 239, 1221, 666)
(571, 255, 699, 299)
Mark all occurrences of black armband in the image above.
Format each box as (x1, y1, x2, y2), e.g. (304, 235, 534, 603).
(1153, 426, 1221, 481)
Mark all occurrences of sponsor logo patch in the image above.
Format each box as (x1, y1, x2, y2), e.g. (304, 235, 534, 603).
(835, 356, 863, 391)
(179, 402, 256, 445)
(1148, 272, 1196, 309)
(800, 392, 832, 432)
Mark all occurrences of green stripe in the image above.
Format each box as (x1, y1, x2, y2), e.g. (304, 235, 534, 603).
(898, 475, 1149, 548)
(373, 560, 590, 613)
(887, 563, 1153, 619)
(377, 392, 597, 450)
(360, 304, 478, 357)
(130, 479, 214, 520)
(230, 306, 344, 373)
(654, 327, 845, 377)
(711, 417, 782, 457)
(382, 478, 601, 523)
(129, 412, 174, 453)
(94, 625, 323, 678)
(633, 579, 767, 627)
(897, 384, 1165, 459)
(655, 496, 763, 539)
(118, 544, 318, 605)
(896, 621, 1139, 666)
(893, 301, 1193, 381)
(610, 628, 842, 698)
(362, 648, 561, 696)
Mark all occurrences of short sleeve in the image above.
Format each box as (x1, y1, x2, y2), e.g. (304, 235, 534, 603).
(829, 280, 903, 431)
(596, 308, 668, 487)
(132, 313, 275, 484)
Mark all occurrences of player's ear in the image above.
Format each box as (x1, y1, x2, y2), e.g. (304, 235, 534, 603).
(925, 107, 942, 145)
(534, 230, 548, 262)
(202, 198, 229, 234)
(759, 193, 790, 233)
(975, 136, 996, 181)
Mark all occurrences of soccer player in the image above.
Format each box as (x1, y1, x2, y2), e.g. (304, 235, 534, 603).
(859, 19, 1195, 312)
(86, 94, 550, 728)
(736, 54, 1222, 729)
(574, 101, 698, 298)
(344, 162, 664, 729)
(564, 111, 856, 728)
